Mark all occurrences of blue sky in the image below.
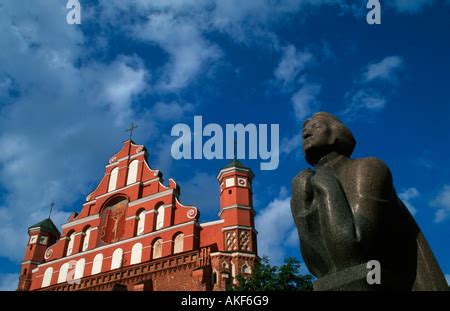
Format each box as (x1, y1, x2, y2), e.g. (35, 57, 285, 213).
(1, 0, 450, 290)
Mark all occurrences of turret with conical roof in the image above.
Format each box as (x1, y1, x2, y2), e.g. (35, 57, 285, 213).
(217, 159, 254, 210)
(217, 159, 256, 253)
(29, 218, 60, 235)
(215, 159, 257, 286)
(17, 218, 60, 291)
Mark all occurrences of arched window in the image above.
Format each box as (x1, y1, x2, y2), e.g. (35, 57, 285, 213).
(66, 232, 76, 256)
(42, 267, 53, 288)
(212, 270, 218, 285)
(241, 263, 252, 274)
(108, 167, 119, 192)
(111, 248, 123, 270)
(130, 243, 143, 265)
(173, 233, 184, 254)
(152, 239, 162, 259)
(81, 227, 91, 252)
(92, 253, 103, 275)
(74, 258, 85, 280)
(126, 160, 138, 185)
(136, 210, 145, 236)
(58, 263, 69, 283)
(155, 205, 165, 230)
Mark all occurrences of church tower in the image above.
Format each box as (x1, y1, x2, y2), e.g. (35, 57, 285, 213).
(18, 218, 60, 291)
(216, 159, 257, 284)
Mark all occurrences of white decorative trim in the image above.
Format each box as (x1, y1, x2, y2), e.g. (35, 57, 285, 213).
(187, 209, 196, 219)
(95, 181, 140, 200)
(127, 208, 156, 223)
(62, 214, 100, 229)
(21, 260, 41, 265)
(225, 177, 235, 188)
(210, 252, 256, 258)
(84, 177, 158, 204)
(218, 205, 254, 217)
(237, 177, 247, 187)
(217, 166, 254, 181)
(83, 199, 97, 206)
(105, 151, 146, 168)
(44, 248, 53, 260)
(29, 228, 57, 236)
(35, 221, 196, 268)
(142, 177, 160, 186)
(174, 197, 198, 219)
(200, 219, 225, 228)
(221, 225, 258, 234)
(128, 189, 173, 207)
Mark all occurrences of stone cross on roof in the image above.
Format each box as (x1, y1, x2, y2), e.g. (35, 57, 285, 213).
(126, 122, 138, 140)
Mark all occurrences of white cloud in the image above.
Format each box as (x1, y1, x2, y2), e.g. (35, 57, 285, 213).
(81, 56, 149, 125)
(95, 0, 368, 93)
(363, 56, 404, 83)
(430, 185, 450, 223)
(341, 89, 386, 120)
(133, 13, 221, 91)
(281, 133, 301, 155)
(151, 102, 195, 121)
(0, 1, 183, 263)
(285, 227, 300, 248)
(341, 56, 404, 120)
(399, 187, 420, 215)
(274, 45, 314, 84)
(390, 0, 435, 14)
(291, 84, 321, 122)
(255, 187, 299, 265)
(446, 274, 450, 285)
(0, 273, 19, 291)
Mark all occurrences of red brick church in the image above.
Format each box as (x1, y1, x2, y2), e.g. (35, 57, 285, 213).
(17, 139, 257, 291)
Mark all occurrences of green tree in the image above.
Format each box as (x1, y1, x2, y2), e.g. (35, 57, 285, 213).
(228, 256, 313, 291)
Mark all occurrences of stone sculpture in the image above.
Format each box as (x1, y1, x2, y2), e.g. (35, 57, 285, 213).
(291, 112, 448, 291)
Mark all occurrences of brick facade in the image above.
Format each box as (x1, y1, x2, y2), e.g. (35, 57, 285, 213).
(17, 140, 257, 291)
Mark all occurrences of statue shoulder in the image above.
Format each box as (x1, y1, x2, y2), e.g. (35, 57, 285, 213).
(292, 168, 315, 186)
(347, 157, 394, 196)
(349, 157, 391, 176)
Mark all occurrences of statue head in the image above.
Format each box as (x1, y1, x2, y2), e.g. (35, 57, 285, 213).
(302, 112, 356, 166)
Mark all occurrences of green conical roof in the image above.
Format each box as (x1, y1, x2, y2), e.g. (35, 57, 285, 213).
(29, 218, 60, 234)
(223, 159, 249, 169)
(218, 159, 255, 180)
